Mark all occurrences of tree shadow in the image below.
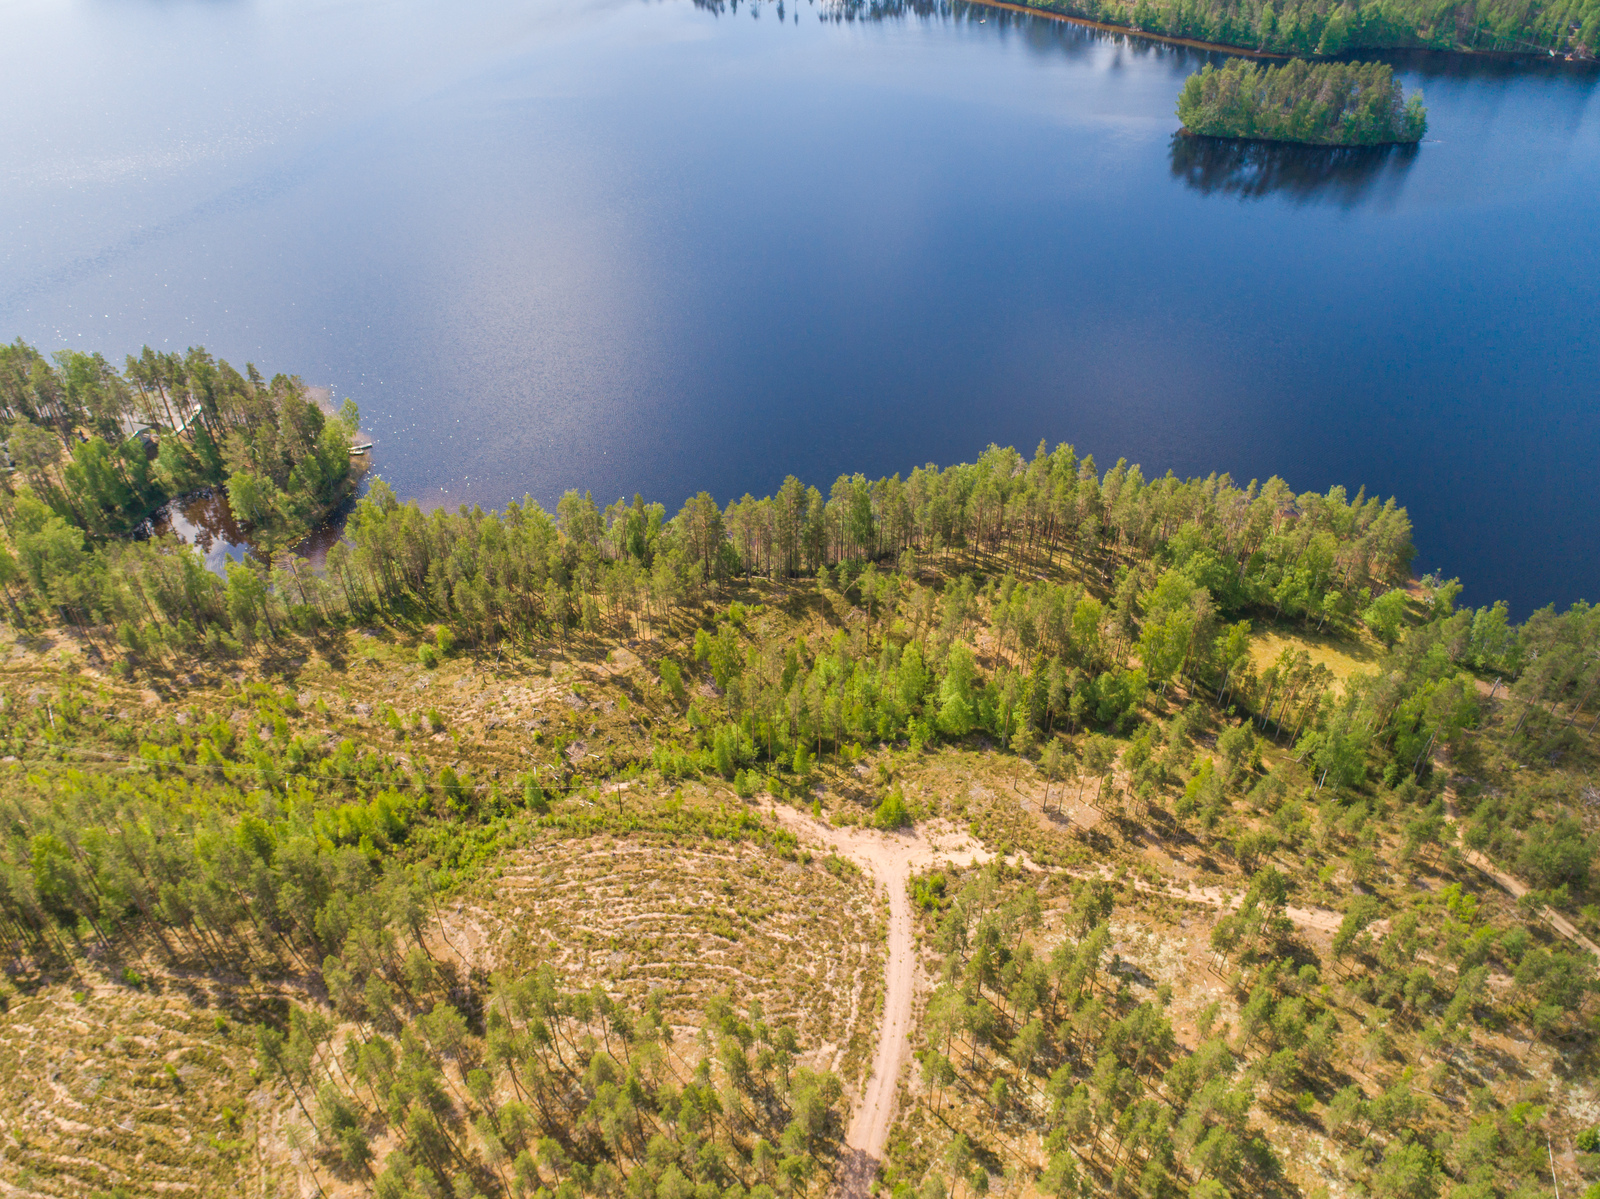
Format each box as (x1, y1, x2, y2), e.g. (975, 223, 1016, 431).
(1169, 134, 1421, 208)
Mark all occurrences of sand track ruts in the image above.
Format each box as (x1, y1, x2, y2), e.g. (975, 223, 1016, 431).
(1438, 762, 1600, 959)
(761, 806, 989, 1199)
(760, 806, 1355, 1197)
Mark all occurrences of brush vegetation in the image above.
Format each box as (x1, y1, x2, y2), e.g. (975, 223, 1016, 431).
(0, 345, 1597, 1199)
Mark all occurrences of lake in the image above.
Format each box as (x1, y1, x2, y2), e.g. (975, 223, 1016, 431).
(3, 0, 1597, 614)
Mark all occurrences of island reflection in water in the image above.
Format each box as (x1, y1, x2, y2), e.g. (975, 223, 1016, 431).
(1169, 134, 1421, 205)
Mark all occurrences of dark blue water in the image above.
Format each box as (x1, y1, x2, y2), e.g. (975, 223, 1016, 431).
(4, 0, 1597, 614)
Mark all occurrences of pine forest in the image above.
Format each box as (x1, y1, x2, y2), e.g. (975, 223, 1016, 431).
(0, 343, 1596, 1199)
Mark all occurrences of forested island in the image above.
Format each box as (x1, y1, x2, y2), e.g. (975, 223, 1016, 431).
(989, 0, 1597, 58)
(0, 348, 1597, 1199)
(1177, 59, 1427, 145)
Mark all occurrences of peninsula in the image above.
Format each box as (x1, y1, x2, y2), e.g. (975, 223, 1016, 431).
(0, 340, 362, 555)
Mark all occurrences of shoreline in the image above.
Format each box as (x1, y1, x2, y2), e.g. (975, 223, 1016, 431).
(960, 0, 1288, 57)
(136, 453, 369, 571)
(958, 0, 1596, 64)
(1175, 127, 1424, 147)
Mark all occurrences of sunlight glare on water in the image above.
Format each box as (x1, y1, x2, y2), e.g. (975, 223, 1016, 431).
(2, 0, 1597, 611)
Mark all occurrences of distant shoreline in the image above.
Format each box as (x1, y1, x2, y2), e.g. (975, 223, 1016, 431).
(958, 0, 1596, 63)
(960, 0, 1289, 57)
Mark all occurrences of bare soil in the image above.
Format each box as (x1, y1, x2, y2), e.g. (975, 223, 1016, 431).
(761, 806, 991, 1198)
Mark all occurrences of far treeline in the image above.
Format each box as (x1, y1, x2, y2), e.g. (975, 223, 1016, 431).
(1177, 58, 1427, 145)
(0, 338, 361, 548)
(1010, 0, 1597, 57)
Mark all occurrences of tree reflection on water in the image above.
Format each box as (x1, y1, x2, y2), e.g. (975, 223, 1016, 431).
(1169, 134, 1421, 206)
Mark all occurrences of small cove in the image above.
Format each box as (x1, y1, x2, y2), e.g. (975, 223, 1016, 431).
(144, 490, 251, 575)
(134, 387, 371, 573)
(142, 485, 364, 575)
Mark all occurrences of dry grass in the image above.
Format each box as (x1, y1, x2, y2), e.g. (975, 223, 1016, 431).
(0, 983, 268, 1199)
(0, 616, 891, 1196)
(0, 582, 1594, 1199)
(449, 822, 886, 1089)
(879, 723, 1600, 1199)
(1248, 622, 1382, 686)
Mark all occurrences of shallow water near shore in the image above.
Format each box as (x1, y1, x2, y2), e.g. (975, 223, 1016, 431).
(143, 488, 361, 575)
(144, 492, 252, 575)
(3, 0, 1597, 612)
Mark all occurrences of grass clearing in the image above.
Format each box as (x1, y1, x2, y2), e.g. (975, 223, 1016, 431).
(1248, 621, 1381, 685)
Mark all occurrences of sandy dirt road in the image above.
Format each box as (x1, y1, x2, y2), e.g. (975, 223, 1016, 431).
(762, 805, 989, 1199)
(1437, 767, 1600, 959)
(762, 803, 1346, 1197)
(1139, 876, 1343, 935)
